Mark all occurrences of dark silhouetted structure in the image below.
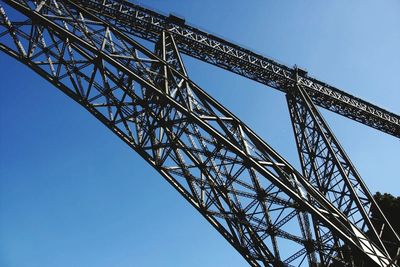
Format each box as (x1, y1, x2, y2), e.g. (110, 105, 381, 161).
(0, 0, 398, 266)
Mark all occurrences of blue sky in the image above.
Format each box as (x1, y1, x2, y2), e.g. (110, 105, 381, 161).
(0, 0, 399, 266)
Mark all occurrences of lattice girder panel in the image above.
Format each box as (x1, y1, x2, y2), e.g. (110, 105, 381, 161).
(69, 0, 400, 138)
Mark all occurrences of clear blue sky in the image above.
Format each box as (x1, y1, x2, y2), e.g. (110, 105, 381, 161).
(0, 0, 399, 266)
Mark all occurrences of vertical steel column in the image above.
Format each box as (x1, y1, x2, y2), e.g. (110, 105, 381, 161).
(286, 69, 400, 265)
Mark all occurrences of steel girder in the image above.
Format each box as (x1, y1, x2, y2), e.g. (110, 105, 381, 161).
(286, 80, 400, 265)
(0, 0, 397, 266)
(67, 0, 400, 138)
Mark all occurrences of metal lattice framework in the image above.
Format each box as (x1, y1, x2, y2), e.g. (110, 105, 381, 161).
(0, 0, 398, 266)
(72, 0, 400, 138)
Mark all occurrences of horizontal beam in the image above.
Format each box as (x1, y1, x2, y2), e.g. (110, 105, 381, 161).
(72, 0, 400, 138)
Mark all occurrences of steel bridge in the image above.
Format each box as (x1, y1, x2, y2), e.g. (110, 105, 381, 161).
(0, 0, 399, 266)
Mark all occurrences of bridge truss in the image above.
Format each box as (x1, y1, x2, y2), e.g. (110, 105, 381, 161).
(0, 0, 399, 266)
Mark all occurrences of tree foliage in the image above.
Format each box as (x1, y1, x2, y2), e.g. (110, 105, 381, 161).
(371, 192, 400, 258)
(330, 192, 399, 266)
